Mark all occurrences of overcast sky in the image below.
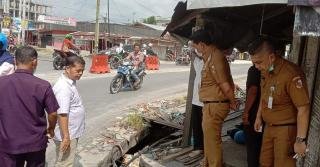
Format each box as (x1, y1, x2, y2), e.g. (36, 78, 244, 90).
(47, 0, 182, 24)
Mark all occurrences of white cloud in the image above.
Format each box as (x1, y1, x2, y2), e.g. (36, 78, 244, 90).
(47, 0, 182, 23)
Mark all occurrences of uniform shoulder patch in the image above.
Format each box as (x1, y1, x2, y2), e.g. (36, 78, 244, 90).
(292, 76, 303, 89)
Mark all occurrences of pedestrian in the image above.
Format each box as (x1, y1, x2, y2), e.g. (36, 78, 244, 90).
(189, 40, 204, 151)
(53, 55, 86, 167)
(190, 29, 238, 167)
(249, 37, 310, 167)
(0, 46, 59, 167)
(0, 33, 14, 76)
(242, 65, 262, 167)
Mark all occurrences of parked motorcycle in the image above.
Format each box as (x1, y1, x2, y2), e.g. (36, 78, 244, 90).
(109, 60, 146, 94)
(175, 47, 190, 65)
(52, 49, 80, 70)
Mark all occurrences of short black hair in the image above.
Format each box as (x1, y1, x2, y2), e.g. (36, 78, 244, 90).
(133, 43, 140, 48)
(190, 21, 234, 50)
(65, 55, 85, 67)
(248, 36, 286, 56)
(15, 46, 38, 64)
(189, 29, 212, 45)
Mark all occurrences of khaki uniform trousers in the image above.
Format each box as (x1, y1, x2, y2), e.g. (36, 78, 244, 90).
(54, 138, 79, 167)
(260, 125, 297, 167)
(202, 103, 230, 167)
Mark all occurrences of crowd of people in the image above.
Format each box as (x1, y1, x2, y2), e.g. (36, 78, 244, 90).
(0, 21, 312, 167)
(189, 27, 310, 167)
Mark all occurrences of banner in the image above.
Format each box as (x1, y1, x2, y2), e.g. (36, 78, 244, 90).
(37, 15, 77, 26)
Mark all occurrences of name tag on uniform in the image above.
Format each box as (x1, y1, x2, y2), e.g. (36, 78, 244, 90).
(268, 96, 273, 109)
(268, 86, 275, 109)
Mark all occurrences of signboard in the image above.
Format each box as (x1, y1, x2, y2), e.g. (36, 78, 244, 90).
(37, 15, 77, 27)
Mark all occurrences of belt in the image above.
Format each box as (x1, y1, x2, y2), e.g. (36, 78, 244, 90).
(203, 100, 230, 104)
(268, 123, 297, 127)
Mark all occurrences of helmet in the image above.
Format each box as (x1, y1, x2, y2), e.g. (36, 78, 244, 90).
(0, 33, 8, 50)
(142, 44, 147, 48)
(148, 43, 153, 47)
(65, 34, 73, 39)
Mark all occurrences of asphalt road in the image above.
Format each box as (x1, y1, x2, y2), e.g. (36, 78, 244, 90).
(35, 56, 251, 166)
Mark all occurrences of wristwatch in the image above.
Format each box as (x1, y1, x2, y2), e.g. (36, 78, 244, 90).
(296, 137, 306, 143)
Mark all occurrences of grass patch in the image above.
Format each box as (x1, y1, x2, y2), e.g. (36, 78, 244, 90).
(123, 112, 146, 131)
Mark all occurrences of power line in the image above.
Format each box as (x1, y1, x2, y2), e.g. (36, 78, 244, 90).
(132, 0, 160, 16)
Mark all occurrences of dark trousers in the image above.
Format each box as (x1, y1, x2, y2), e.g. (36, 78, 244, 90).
(244, 126, 263, 167)
(191, 104, 204, 150)
(0, 149, 46, 167)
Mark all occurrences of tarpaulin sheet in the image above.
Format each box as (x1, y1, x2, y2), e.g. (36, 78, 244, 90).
(187, 0, 287, 9)
(288, 0, 320, 6)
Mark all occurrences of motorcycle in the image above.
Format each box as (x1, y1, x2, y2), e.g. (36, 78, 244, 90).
(175, 47, 190, 65)
(109, 60, 146, 94)
(52, 49, 80, 70)
(8, 44, 17, 55)
(109, 51, 128, 69)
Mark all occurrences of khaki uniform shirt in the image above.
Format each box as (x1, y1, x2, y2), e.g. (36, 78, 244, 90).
(199, 48, 233, 102)
(260, 58, 310, 125)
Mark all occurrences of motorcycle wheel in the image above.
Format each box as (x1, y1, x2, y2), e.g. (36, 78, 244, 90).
(53, 54, 64, 70)
(110, 74, 123, 94)
(134, 76, 143, 90)
(110, 56, 121, 69)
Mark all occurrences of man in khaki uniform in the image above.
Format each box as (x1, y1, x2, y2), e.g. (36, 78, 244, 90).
(191, 29, 238, 167)
(250, 37, 310, 167)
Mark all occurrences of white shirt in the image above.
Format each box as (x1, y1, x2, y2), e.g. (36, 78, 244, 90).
(192, 56, 204, 107)
(0, 62, 14, 77)
(53, 74, 85, 141)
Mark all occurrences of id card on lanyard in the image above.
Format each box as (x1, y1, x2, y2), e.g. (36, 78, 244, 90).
(268, 85, 275, 109)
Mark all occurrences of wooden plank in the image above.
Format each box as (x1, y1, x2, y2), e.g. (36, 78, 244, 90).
(182, 53, 196, 147)
(290, 35, 306, 65)
(303, 37, 320, 167)
(300, 37, 320, 97)
(160, 147, 194, 163)
(142, 116, 183, 129)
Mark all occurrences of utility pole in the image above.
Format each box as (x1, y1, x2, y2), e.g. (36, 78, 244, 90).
(103, 14, 107, 50)
(132, 12, 136, 24)
(21, 0, 26, 45)
(18, 0, 23, 45)
(107, 0, 110, 37)
(94, 0, 100, 54)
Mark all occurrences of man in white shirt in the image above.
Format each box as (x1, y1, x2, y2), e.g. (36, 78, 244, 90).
(190, 41, 204, 151)
(53, 55, 85, 167)
(0, 33, 14, 77)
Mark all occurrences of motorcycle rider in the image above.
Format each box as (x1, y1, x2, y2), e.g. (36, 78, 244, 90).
(0, 33, 14, 76)
(61, 34, 80, 57)
(126, 43, 145, 87)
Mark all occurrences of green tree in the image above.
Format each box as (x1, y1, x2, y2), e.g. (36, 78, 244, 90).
(143, 16, 156, 25)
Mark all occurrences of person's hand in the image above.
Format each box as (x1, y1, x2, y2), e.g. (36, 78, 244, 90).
(230, 100, 240, 111)
(242, 114, 250, 126)
(294, 142, 308, 158)
(60, 137, 71, 153)
(47, 127, 54, 139)
(254, 116, 263, 132)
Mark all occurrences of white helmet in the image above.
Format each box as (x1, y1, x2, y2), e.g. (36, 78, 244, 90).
(142, 44, 147, 48)
(148, 43, 153, 47)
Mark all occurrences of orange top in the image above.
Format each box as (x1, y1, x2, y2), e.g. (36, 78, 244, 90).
(61, 39, 73, 51)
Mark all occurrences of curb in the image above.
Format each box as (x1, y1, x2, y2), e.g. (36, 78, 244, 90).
(78, 128, 149, 167)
